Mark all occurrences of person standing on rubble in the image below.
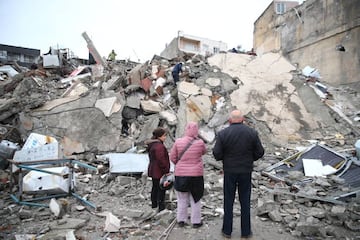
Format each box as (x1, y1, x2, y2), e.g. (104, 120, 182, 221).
(169, 122, 206, 228)
(108, 49, 117, 61)
(171, 62, 183, 84)
(146, 127, 170, 212)
(213, 110, 264, 239)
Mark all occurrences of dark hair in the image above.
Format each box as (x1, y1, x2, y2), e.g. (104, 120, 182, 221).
(152, 127, 166, 139)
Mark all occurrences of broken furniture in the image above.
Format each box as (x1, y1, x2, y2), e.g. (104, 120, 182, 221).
(9, 158, 98, 209)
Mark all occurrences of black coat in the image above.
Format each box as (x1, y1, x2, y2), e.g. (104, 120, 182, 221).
(213, 123, 264, 173)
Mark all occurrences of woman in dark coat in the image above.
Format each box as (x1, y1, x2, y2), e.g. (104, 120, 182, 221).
(146, 127, 170, 212)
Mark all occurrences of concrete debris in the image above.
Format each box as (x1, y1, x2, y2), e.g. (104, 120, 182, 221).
(14, 234, 36, 240)
(0, 140, 19, 170)
(0, 50, 359, 239)
(49, 198, 62, 218)
(104, 212, 121, 232)
(95, 96, 121, 117)
(0, 65, 19, 77)
(302, 65, 322, 79)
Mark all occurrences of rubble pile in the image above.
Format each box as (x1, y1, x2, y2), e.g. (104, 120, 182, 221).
(0, 51, 359, 239)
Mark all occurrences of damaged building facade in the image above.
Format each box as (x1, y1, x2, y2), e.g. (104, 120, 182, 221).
(0, 44, 40, 68)
(160, 31, 228, 60)
(253, 0, 360, 85)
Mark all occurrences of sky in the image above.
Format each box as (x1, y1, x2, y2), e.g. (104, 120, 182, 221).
(0, 0, 278, 63)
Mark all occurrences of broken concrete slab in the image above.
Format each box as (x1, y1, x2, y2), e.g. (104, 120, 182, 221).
(102, 75, 121, 91)
(49, 217, 88, 230)
(159, 111, 177, 126)
(200, 87, 212, 96)
(0, 65, 19, 77)
(95, 96, 120, 117)
(49, 198, 62, 218)
(198, 126, 215, 143)
(208, 52, 318, 145)
(61, 72, 91, 84)
(128, 63, 146, 86)
(26, 94, 126, 153)
(104, 212, 121, 232)
(60, 136, 85, 156)
(139, 117, 162, 145)
(140, 99, 162, 113)
(205, 77, 221, 87)
(178, 81, 200, 96)
(186, 95, 212, 123)
(38, 229, 77, 240)
(33, 96, 80, 112)
(62, 81, 89, 97)
(125, 92, 143, 109)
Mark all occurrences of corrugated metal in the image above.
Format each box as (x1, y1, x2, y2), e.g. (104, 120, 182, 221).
(339, 164, 360, 188)
(262, 144, 360, 200)
(269, 144, 346, 177)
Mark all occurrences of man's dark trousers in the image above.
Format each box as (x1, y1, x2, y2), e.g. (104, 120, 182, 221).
(222, 172, 252, 237)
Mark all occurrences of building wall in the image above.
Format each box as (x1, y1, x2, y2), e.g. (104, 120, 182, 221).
(0, 44, 40, 68)
(179, 32, 227, 56)
(254, 0, 360, 85)
(273, 0, 299, 14)
(160, 32, 228, 60)
(254, 2, 280, 54)
(179, 37, 201, 55)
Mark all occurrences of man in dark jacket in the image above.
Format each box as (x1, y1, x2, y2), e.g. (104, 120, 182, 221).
(171, 62, 183, 84)
(213, 110, 264, 239)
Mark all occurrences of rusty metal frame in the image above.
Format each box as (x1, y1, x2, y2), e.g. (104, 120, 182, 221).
(8, 158, 97, 209)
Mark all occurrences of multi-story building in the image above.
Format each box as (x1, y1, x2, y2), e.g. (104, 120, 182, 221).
(0, 44, 40, 68)
(160, 31, 228, 60)
(253, 0, 359, 85)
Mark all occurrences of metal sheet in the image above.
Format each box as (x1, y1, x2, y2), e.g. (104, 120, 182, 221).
(107, 153, 149, 174)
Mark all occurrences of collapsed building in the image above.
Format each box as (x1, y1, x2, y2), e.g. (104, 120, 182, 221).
(0, 46, 359, 239)
(0, 0, 359, 236)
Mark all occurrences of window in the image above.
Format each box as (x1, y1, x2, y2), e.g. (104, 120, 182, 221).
(184, 42, 199, 52)
(276, 2, 286, 14)
(23, 55, 35, 63)
(213, 47, 220, 54)
(0, 50, 7, 59)
(7, 52, 21, 61)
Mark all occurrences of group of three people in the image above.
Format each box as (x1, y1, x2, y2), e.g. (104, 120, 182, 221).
(146, 110, 264, 238)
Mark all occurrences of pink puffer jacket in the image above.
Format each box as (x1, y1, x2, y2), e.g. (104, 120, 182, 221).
(169, 122, 206, 176)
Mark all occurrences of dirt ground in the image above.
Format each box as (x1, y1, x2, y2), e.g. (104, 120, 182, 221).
(167, 211, 298, 240)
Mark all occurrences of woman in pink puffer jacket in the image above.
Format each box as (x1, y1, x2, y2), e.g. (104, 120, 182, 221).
(169, 121, 206, 228)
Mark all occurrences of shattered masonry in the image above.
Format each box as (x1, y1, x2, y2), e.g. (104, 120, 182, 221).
(0, 49, 359, 239)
